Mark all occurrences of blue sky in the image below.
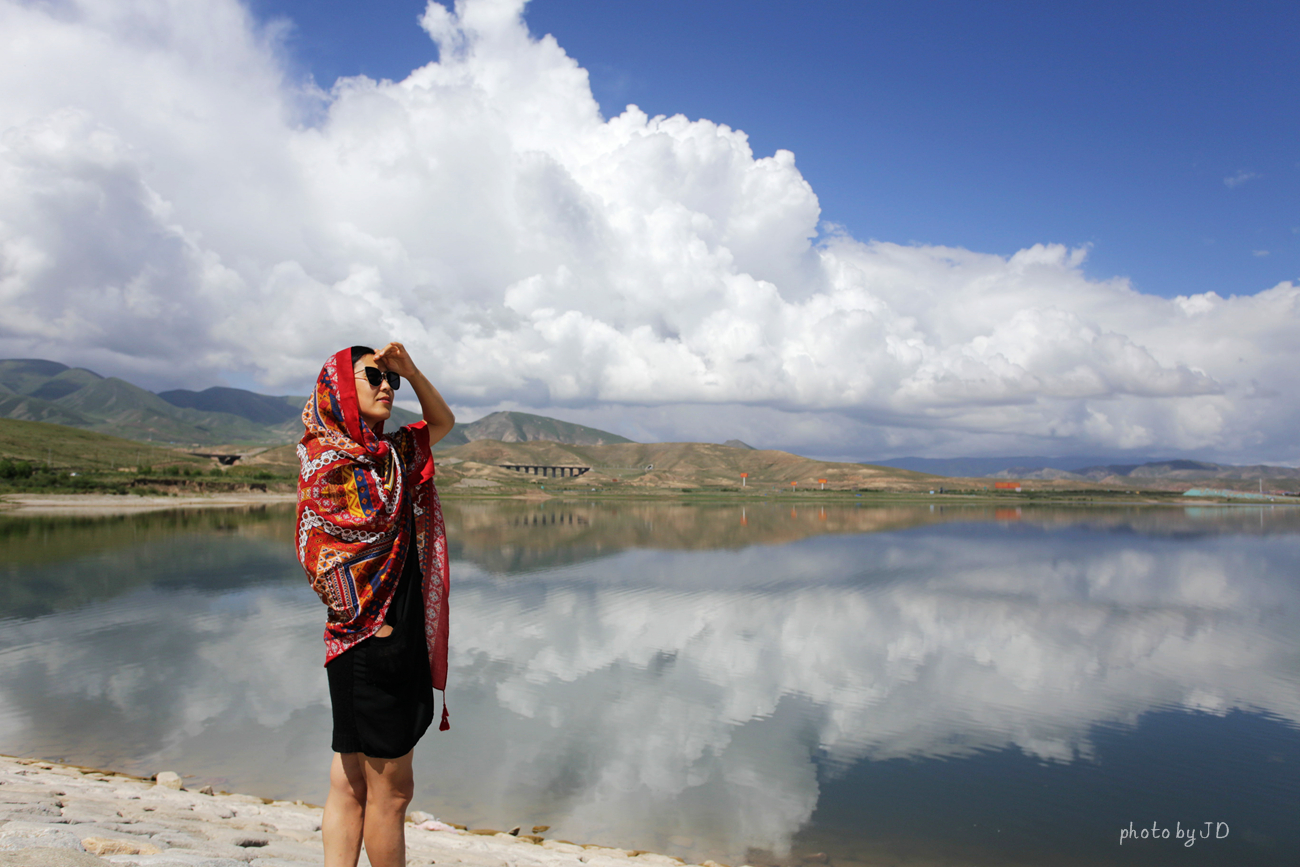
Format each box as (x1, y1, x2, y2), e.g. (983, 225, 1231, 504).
(254, 0, 1299, 300)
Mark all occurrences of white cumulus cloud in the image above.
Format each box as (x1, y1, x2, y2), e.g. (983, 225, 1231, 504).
(0, 0, 1297, 459)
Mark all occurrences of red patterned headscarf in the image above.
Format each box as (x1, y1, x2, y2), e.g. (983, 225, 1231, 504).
(295, 348, 450, 729)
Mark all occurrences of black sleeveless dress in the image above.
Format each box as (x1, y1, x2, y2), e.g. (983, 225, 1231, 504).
(326, 542, 435, 758)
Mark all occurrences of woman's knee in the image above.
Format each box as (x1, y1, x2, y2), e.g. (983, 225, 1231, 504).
(370, 773, 414, 810)
(362, 754, 414, 811)
(329, 753, 367, 804)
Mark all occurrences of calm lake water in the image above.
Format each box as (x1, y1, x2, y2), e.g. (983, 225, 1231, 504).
(1, 500, 1298, 867)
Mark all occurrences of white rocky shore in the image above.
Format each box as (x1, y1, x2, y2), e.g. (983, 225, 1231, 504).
(0, 755, 730, 867)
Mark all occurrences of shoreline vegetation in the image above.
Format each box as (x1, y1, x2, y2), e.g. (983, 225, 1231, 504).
(0, 753, 725, 867)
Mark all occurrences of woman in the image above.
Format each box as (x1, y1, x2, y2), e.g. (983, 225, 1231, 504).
(295, 342, 456, 867)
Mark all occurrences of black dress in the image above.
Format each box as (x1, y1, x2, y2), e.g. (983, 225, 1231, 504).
(326, 543, 435, 758)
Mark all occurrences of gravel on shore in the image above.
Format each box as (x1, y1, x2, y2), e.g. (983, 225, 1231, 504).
(0, 755, 729, 867)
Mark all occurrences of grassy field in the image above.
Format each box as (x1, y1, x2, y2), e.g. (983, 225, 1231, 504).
(0, 418, 292, 494)
(0, 418, 210, 471)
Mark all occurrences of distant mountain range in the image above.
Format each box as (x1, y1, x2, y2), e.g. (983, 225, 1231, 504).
(871, 456, 1155, 477)
(439, 410, 633, 448)
(875, 455, 1300, 482)
(0, 359, 309, 446)
(0, 358, 633, 449)
(995, 459, 1300, 483)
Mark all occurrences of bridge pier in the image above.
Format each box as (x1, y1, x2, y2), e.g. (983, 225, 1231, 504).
(500, 463, 591, 479)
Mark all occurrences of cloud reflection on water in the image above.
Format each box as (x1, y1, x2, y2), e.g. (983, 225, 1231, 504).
(0, 505, 1296, 864)
(443, 522, 1300, 858)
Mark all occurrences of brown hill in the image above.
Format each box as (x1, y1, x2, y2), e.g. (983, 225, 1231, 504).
(435, 440, 940, 491)
(250, 439, 942, 490)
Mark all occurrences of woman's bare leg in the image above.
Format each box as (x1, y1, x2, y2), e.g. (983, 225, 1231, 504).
(359, 751, 415, 867)
(323, 752, 366, 867)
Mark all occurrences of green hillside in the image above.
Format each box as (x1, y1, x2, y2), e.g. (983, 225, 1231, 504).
(159, 386, 303, 425)
(51, 376, 283, 443)
(27, 365, 105, 401)
(0, 391, 96, 427)
(0, 418, 208, 471)
(0, 359, 70, 395)
(0, 359, 304, 446)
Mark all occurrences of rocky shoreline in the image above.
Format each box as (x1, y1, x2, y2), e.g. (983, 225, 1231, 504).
(0, 755, 729, 867)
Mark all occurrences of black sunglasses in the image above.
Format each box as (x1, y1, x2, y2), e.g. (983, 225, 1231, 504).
(358, 367, 401, 390)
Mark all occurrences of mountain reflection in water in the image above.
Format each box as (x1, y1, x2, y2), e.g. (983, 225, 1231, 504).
(0, 501, 1297, 867)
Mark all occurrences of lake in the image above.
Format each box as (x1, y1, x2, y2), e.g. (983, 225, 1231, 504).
(1, 499, 1297, 866)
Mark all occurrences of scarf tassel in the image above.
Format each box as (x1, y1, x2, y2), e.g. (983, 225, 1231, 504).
(439, 690, 450, 731)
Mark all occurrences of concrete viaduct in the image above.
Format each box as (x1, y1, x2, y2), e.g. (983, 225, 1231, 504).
(500, 463, 591, 479)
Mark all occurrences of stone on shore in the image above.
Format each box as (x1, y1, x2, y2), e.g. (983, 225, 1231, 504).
(0, 821, 88, 851)
(82, 838, 162, 856)
(0, 851, 112, 867)
(152, 773, 183, 791)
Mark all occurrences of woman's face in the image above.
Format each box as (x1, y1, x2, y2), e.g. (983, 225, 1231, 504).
(353, 353, 394, 430)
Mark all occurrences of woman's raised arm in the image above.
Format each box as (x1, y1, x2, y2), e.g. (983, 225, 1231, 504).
(373, 341, 456, 445)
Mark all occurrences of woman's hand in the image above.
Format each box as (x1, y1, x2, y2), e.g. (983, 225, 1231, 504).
(373, 342, 418, 378)
(372, 341, 456, 444)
